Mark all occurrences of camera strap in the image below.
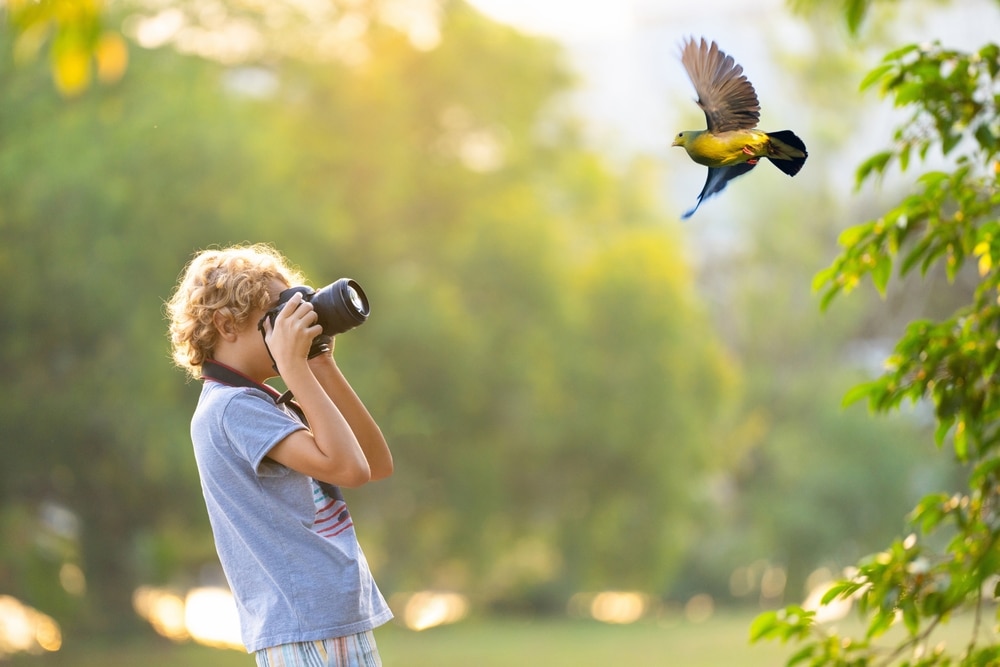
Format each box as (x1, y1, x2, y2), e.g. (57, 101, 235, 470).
(256, 318, 283, 375)
(201, 361, 344, 501)
(201, 360, 305, 425)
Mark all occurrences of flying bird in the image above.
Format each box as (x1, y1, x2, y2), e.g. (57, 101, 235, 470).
(672, 37, 807, 218)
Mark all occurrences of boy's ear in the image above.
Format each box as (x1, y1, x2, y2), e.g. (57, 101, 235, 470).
(213, 310, 240, 341)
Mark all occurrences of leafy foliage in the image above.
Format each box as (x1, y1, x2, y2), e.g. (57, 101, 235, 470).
(5, 0, 127, 96)
(753, 20, 1000, 667)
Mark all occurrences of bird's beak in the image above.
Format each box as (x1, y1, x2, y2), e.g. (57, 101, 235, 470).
(671, 138, 681, 147)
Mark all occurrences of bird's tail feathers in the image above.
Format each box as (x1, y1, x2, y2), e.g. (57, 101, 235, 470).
(766, 130, 807, 177)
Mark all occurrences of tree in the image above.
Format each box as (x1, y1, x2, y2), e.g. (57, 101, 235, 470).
(752, 1, 1000, 664)
(0, 0, 736, 632)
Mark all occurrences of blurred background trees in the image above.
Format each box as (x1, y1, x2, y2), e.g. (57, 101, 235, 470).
(0, 0, 979, 648)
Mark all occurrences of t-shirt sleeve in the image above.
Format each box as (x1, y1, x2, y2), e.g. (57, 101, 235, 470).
(222, 389, 306, 475)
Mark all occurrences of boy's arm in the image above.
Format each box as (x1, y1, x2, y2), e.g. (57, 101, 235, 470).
(263, 294, 372, 487)
(308, 351, 393, 481)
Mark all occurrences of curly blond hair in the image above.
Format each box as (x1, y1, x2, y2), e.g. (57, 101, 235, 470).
(166, 244, 305, 378)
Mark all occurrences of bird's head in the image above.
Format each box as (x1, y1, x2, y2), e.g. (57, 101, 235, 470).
(672, 131, 692, 148)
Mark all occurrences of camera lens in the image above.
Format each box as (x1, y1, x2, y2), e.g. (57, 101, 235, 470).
(343, 283, 368, 317)
(311, 278, 369, 336)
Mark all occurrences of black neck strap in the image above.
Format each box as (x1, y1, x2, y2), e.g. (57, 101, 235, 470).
(201, 360, 276, 395)
(201, 360, 303, 421)
(201, 360, 339, 498)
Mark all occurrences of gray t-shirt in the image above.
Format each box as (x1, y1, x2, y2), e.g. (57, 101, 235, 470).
(191, 379, 393, 653)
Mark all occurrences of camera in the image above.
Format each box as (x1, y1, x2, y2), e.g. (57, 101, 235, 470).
(258, 278, 370, 357)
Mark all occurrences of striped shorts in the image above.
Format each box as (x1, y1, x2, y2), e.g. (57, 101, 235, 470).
(255, 631, 382, 667)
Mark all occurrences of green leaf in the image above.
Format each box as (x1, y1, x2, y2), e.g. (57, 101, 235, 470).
(842, 381, 878, 408)
(786, 644, 816, 666)
(980, 44, 1000, 76)
(975, 123, 997, 152)
(901, 598, 919, 635)
(954, 419, 969, 460)
(821, 581, 860, 605)
(884, 43, 921, 62)
(970, 457, 1000, 488)
(942, 131, 962, 154)
(894, 81, 924, 106)
(917, 171, 950, 188)
(901, 235, 935, 276)
(972, 646, 1000, 664)
(838, 221, 875, 248)
(859, 63, 895, 92)
(867, 609, 895, 638)
(819, 285, 842, 311)
(898, 141, 912, 172)
(909, 492, 949, 532)
(812, 265, 837, 293)
(923, 590, 945, 616)
(871, 255, 892, 295)
(749, 610, 779, 642)
(844, 0, 869, 35)
(856, 151, 894, 186)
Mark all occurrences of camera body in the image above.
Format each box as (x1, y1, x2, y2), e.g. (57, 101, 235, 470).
(258, 278, 370, 358)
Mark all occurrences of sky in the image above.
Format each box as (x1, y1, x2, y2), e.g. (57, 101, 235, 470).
(464, 0, 998, 149)
(463, 0, 1000, 223)
(466, 0, 787, 43)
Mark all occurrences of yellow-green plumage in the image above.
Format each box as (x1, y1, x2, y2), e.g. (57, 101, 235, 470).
(673, 38, 808, 218)
(677, 130, 773, 167)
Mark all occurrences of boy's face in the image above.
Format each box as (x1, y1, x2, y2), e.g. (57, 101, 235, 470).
(260, 278, 291, 322)
(238, 277, 290, 381)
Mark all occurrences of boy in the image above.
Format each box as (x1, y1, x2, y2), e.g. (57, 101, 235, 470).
(166, 243, 394, 666)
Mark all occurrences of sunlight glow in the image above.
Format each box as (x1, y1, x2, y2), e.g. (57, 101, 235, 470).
(567, 591, 652, 624)
(728, 560, 789, 606)
(128, 9, 185, 49)
(380, 0, 442, 51)
(802, 568, 856, 624)
(434, 106, 507, 172)
(683, 593, 714, 623)
(465, 0, 633, 40)
(184, 588, 243, 650)
(591, 591, 649, 624)
(133, 587, 188, 642)
(802, 581, 853, 623)
(125, 0, 443, 66)
(392, 591, 470, 631)
(59, 562, 87, 597)
(759, 565, 788, 601)
(133, 585, 243, 651)
(0, 595, 62, 658)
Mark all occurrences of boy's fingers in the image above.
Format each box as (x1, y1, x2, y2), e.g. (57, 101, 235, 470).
(274, 293, 303, 322)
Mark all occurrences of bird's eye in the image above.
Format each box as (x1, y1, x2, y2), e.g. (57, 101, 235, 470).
(676, 132, 683, 138)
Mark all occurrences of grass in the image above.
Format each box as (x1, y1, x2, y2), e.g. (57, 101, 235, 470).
(378, 613, 797, 666)
(0, 612, 794, 667)
(2, 610, 991, 666)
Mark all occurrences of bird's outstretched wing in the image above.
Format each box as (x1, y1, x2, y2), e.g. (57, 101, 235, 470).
(682, 162, 757, 219)
(681, 38, 760, 133)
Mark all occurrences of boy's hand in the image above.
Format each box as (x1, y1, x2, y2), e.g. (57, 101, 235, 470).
(263, 292, 323, 373)
(308, 334, 334, 359)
